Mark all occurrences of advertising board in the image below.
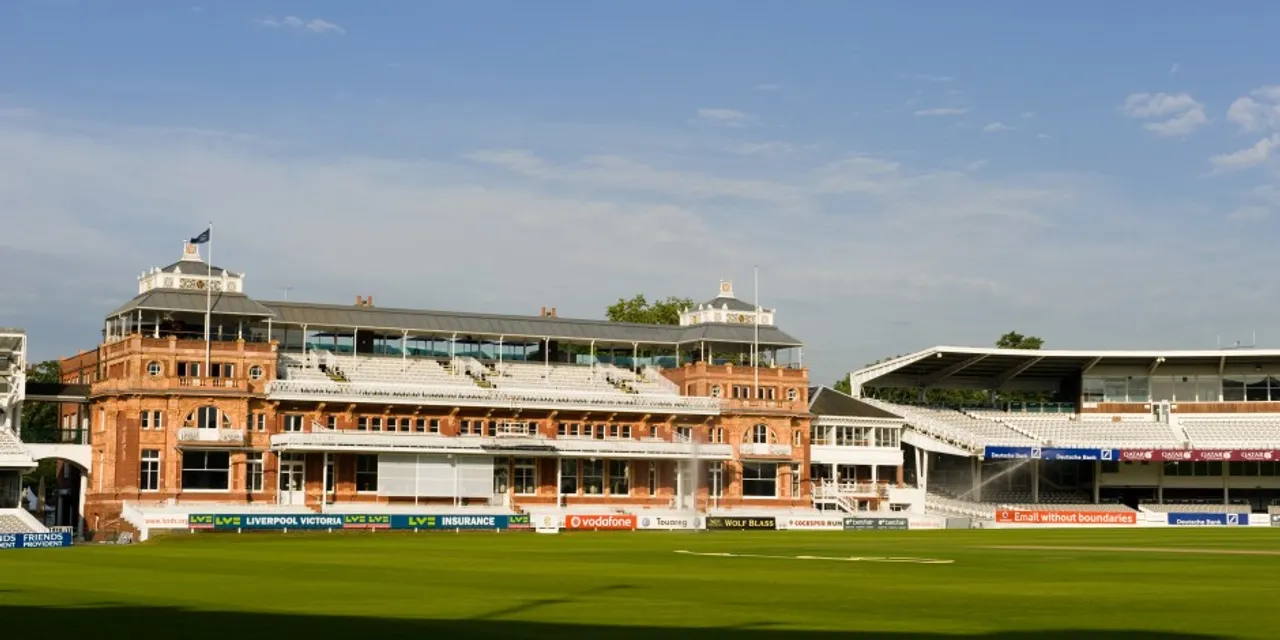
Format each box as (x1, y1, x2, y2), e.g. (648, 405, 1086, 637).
(0, 532, 73, 549)
(142, 514, 192, 529)
(1120, 449, 1280, 462)
(188, 513, 513, 531)
(994, 510, 1137, 526)
(842, 517, 909, 531)
(1272, 514, 1280, 527)
(984, 446, 1118, 461)
(636, 515, 701, 530)
(705, 516, 777, 530)
(778, 516, 845, 531)
(1166, 513, 1249, 526)
(563, 514, 637, 531)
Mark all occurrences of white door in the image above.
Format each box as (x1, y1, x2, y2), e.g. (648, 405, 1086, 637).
(279, 454, 306, 506)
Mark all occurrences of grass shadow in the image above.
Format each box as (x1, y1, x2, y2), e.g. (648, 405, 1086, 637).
(0, 602, 1229, 639)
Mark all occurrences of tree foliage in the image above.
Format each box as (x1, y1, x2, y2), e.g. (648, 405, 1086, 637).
(995, 331, 1044, 350)
(834, 332, 1049, 406)
(20, 360, 61, 444)
(605, 294, 694, 325)
(20, 360, 64, 501)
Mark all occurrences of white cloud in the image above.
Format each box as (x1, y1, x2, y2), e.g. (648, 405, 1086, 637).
(1036, 133, 1051, 140)
(983, 122, 1012, 133)
(1121, 92, 1207, 137)
(1228, 205, 1269, 222)
(908, 73, 955, 83)
(914, 107, 969, 117)
(732, 141, 796, 156)
(258, 16, 346, 34)
(1210, 134, 1280, 171)
(694, 108, 755, 127)
(2, 105, 1274, 383)
(753, 84, 779, 92)
(1226, 86, 1280, 133)
(1169, 63, 1179, 76)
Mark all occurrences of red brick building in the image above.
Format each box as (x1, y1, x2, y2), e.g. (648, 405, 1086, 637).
(64, 245, 816, 533)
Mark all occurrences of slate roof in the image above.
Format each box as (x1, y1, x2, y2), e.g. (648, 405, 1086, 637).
(696, 296, 757, 312)
(808, 386, 902, 419)
(107, 290, 274, 318)
(160, 259, 237, 278)
(259, 300, 803, 347)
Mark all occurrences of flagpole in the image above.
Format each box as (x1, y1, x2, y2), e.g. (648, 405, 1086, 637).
(753, 265, 760, 398)
(204, 221, 212, 376)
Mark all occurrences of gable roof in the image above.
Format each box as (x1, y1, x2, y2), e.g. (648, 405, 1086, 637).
(809, 386, 901, 419)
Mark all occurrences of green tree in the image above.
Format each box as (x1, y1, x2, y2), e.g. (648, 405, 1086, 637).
(20, 360, 63, 508)
(20, 360, 61, 443)
(995, 331, 1044, 350)
(605, 294, 694, 325)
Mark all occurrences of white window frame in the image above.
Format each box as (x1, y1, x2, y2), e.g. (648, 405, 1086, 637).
(514, 458, 538, 495)
(246, 452, 264, 492)
(140, 449, 161, 492)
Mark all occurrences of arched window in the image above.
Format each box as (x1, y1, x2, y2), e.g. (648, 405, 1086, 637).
(752, 424, 771, 444)
(185, 406, 232, 430)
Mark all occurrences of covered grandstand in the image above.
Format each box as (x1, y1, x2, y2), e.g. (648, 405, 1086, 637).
(0, 328, 48, 534)
(849, 346, 1280, 519)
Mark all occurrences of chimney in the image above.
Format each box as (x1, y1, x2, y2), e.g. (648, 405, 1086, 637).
(540, 306, 546, 316)
(355, 295, 364, 306)
(550, 307, 557, 317)
(366, 296, 373, 307)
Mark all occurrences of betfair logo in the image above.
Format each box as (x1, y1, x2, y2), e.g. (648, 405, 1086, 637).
(407, 516, 436, 528)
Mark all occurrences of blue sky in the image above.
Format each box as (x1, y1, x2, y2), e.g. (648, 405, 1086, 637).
(2, 2, 1280, 384)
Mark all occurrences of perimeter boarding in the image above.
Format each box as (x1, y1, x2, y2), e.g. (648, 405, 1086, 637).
(179, 513, 923, 534)
(0, 532, 74, 550)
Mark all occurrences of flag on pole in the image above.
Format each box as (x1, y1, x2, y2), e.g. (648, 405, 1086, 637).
(190, 228, 210, 244)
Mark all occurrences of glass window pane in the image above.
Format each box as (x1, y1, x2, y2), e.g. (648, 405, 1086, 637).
(1127, 377, 1149, 403)
(1151, 377, 1175, 402)
(1196, 376, 1219, 402)
(1223, 377, 1245, 401)
(1104, 378, 1128, 402)
(1245, 376, 1268, 402)
(1173, 376, 1196, 402)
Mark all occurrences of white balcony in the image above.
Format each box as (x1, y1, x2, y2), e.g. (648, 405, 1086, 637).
(178, 428, 246, 445)
(267, 380, 719, 415)
(737, 443, 793, 457)
(271, 431, 733, 460)
(809, 445, 904, 467)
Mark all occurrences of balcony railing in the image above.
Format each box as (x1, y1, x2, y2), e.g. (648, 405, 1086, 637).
(738, 443, 793, 457)
(271, 431, 734, 459)
(720, 398, 806, 412)
(813, 480, 885, 500)
(178, 377, 246, 389)
(177, 428, 247, 445)
(267, 380, 719, 414)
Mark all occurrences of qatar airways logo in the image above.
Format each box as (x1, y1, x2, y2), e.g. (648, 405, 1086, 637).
(1239, 451, 1274, 461)
(1198, 450, 1232, 461)
(566, 515, 636, 530)
(1158, 450, 1192, 461)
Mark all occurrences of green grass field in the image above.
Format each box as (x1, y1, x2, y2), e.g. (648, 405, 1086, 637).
(2, 529, 1279, 638)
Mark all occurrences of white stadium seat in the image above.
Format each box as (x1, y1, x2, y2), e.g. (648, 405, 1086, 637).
(1178, 417, 1280, 447)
